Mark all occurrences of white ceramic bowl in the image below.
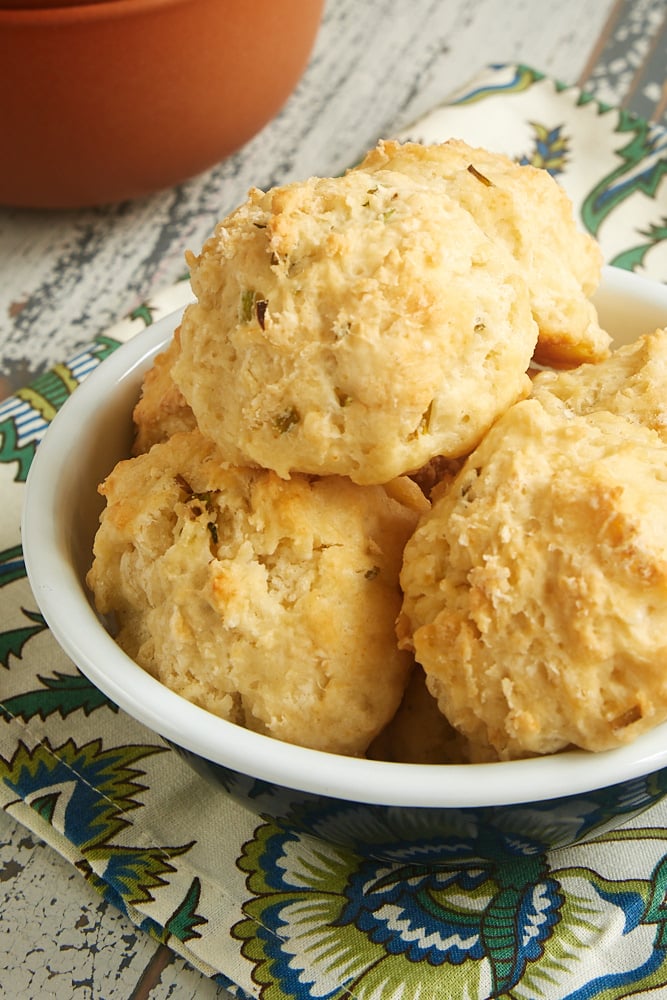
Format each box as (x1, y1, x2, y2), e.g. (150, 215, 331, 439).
(22, 266, 667, 866)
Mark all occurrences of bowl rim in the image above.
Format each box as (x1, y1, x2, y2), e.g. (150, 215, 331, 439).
(21, 264, 667, 810)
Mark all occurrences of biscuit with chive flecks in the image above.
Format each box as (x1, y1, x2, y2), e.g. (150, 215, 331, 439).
(399, 395, 667, 760)
(132, 326, 196, 455)
(172, 165, 538, 485)
(88, 429, 428, 757)
(367, 665, 472, 764)
(532, 327, 667, 435)
(357, 139, 608, 368)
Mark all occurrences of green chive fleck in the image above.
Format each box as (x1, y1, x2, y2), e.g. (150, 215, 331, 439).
(240, 289, 256, 323)
(273, 407, 300, 434)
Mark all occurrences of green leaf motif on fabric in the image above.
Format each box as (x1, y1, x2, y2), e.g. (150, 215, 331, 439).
(518, 122, 569, 175)
(1, 669, 116, 721)
(0, 414, 37, 482)
(611, 219, 667, 272)
(164, 877, 208, 943)
(68, 865, 205, 962)
(581, 111, 667, 239)
(643, 855, 667, 949)
(128, 302, 157, 326)
(0, 608, 47, 670)
(1, 737, 203, 921)
(92, 333, 123, 359)
(29, 790, 61, 825)
(0, 544, 26, 587)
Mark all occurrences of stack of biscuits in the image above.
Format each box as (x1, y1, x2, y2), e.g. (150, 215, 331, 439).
(87, 139, 667, 763)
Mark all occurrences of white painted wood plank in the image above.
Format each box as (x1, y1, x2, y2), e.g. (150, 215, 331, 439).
(0, 810, 234, 999)
(581, 0, 667, 120)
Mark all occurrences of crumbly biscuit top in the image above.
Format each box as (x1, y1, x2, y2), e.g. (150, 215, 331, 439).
(172, 165, 538, 484)
(358, 139, 608, 366)
(88, 430, 426, 756)
(533, 328, 667, 436)
(399, 396, 667, 760)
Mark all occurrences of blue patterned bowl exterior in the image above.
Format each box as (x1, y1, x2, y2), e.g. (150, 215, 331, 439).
(174, 745, 667, 867)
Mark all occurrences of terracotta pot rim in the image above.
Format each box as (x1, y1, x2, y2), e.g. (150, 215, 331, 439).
(0, 0, 210, 26)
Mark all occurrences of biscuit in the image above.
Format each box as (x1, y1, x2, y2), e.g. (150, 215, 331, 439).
(399, 396, 667, 760)
(357, 139, 609, 367)
(171, 167, 538, 485)
(367, 665, 471, 764)
(132, 328, 196, 455)
(409, 454, 467, 500)
(532, 328, 667, 437)
(87, 430, 427, 756)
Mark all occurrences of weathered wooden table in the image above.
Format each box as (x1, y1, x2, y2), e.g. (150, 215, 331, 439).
(1, 0, 666, 996)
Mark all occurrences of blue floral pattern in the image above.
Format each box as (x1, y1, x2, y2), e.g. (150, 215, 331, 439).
(232, 819, 667, 999)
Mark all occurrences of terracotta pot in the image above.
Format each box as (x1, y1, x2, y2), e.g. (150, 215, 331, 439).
(0, 1, 112, 8)
(0, 0, 324, 207)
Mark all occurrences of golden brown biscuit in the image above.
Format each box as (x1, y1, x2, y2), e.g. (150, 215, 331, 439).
(409, 454, 467, 500)
(399, 396, 667, 760)
(88, 430, 427, 757)
(357, 139, 608, 367)
(533, 328, 667, 437)
(367, 665, 471, 764)
(132, 327, 196, 455)
(172, 167, 538, 485)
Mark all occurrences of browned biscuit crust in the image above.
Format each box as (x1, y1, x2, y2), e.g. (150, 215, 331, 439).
(358, 139, 608, 367)
(132, 327, 196, 454)
(88, 429, 427, 756)
(172, 166, 538, 484)
(399, 397, 667, 760)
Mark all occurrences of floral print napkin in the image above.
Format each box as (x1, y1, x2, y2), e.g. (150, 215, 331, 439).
(2, 63, 667, 999)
